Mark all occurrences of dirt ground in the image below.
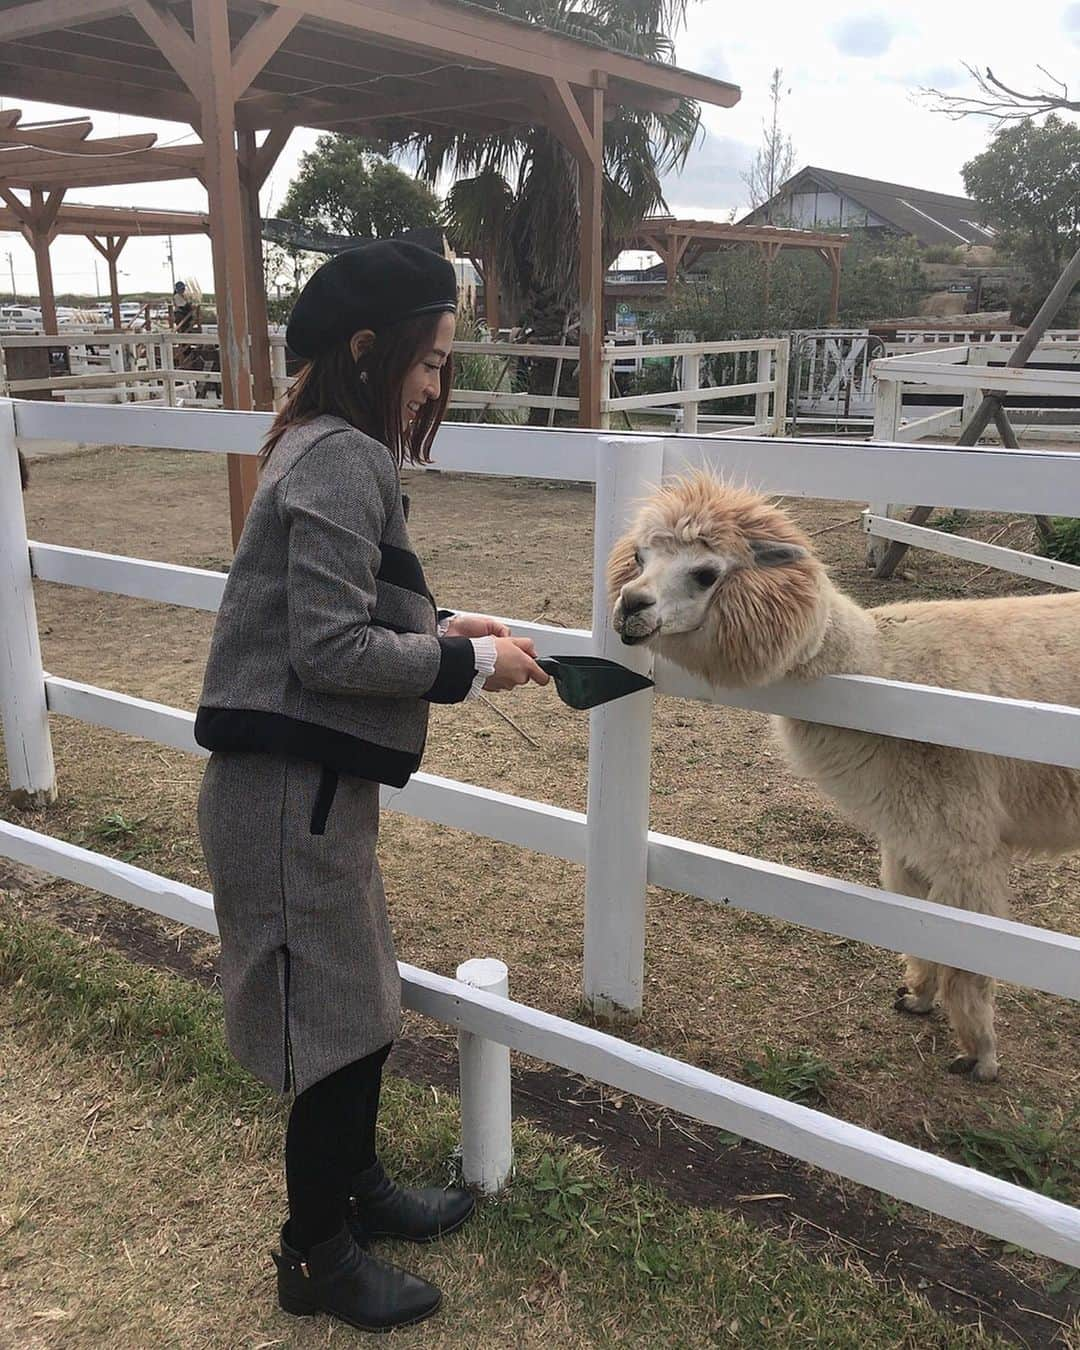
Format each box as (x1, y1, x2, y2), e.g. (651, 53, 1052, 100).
(3, 443, 1079, 1331)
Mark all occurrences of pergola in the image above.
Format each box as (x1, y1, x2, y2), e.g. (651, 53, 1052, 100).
(629, 216, 849, 322)
(0, 197, 210, 329)
(0, 0, 740, 540)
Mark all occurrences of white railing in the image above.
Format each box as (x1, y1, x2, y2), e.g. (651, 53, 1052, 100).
(0, 331, 788, 433)
(1, 400, 1079, 1266)
(867, 344, 1080, 580)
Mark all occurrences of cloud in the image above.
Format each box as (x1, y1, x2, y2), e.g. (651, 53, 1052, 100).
(1066, 3, 1080, 41)
(900, 64, 966, 92)
(659, 134, 757, 216)
(831, 15, 897, 58)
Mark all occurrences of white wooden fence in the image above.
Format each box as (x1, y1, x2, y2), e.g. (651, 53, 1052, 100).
(867, 344, 1080, 583)
(1, 399, 1079, 1266)
(0, 331, 788, 433)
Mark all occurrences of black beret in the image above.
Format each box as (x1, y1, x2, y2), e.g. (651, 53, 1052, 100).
(286, 239, 457, 359)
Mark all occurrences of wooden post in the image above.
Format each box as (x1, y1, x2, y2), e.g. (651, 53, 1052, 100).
(0, 399, 56, 807)
(161, 332, 176, 407)
(577, 86, 604, 430)
(771, 337, 790, 436)
(271, 337, 287, 409)
(238, 130, 273, 412)
(456, 957, 513, 1194)
(89, 234, 128, 330)
(755, 347, 773, 430)
(866, 375, 902, 565)
(192, 0, 256, 545)
(27, 188, 61, 335)
(583, 434, 664, 1022)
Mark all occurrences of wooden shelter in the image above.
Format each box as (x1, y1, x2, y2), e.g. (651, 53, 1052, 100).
(628, 217, 849, 322)
(0, 0, 741, 539)
(0, 198, 210, 329)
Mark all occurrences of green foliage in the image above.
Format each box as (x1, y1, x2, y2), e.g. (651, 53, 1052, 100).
(401, 0, 702, 328)
(922, 245, 967, 265)
(652, 231, 928, 338)
(962, 114, 1080, 293)
(443, 306, 527, 424)
(742, 1047, 833, 1104)
(1039, 515, 1080, 565)
(943, 1107, 1079, 1203)
(280, 134, 440, 240)
(73, 810, 154, 864)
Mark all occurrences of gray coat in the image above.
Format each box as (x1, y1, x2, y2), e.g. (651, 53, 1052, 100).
(195, 415, 473, 1093)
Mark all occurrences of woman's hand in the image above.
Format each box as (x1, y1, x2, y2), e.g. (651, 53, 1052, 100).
(444, 613, 512, 639)
(484, 637, 550, 692)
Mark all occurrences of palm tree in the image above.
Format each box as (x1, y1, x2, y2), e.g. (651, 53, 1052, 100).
(400, 0, 703, 417)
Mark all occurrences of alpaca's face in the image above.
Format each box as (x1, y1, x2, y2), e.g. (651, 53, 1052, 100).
(608, 477, 820, 684)
(612, 538, 740, 644)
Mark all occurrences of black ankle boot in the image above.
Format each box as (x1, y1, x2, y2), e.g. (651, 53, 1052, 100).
(347, 1160, 476, 1244)
(273, 1222, 441, 1331)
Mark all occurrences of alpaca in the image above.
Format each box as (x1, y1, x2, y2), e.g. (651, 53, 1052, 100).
(608, 475, 1080, 1083)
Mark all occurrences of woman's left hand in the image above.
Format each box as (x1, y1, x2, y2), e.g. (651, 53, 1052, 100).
(444, 613, 512, 639)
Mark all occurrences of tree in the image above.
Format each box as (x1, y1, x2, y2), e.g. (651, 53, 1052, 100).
(279, 134, 441, 240)
(402, 3, 701, 335)
(925, 64, 1079, 123)
(741, 68, 796, 217)
(962, 115, 1080, 293)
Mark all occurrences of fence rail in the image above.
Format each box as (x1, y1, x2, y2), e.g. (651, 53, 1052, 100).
(2, 398, 1079, 1265)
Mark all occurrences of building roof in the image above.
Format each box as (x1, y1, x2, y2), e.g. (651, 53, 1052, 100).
(740, 166, 995, 248)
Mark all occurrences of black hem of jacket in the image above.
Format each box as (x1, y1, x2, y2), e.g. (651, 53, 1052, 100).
(425, 636, 476, 704)
(194, 706, 419, 789)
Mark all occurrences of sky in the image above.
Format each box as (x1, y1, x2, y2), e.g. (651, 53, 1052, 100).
(0, 0, 1076, 296)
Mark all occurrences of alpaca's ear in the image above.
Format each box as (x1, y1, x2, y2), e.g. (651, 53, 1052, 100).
(748, 539, 808, 568)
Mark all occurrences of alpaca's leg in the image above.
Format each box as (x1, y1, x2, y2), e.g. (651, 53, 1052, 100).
(881, 850, 940, 1015)
(927, 858, 1011, 1084)
(941, 969, 999, 1083)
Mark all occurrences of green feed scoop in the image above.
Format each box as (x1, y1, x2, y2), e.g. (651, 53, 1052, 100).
(538, 655, 654, 711)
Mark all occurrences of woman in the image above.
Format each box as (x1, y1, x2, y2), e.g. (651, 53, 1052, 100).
(195, 241, 548, 1332)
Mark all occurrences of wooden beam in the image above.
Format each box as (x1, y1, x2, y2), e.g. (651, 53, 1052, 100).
(262, 0, 740, 111)
(128, 0, 200, 94)
(0, 118, 93, 150)
(192, 0, 257, 545)
(28, 187, 60, 334)
(250, 122, 292, 191)
(0, 59, 199, 124)
(0, 110, 21, 129)
(0, 134, 158, 171)
(0, 0, 130, 41)
(535, 77, 597, 165)
(230, 5, 303, 99)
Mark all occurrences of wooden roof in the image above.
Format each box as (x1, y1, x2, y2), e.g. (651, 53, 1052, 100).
(0, 1, 741, 137)
(0, 108, 201, 188)
(0, 200, 209, 234)
(632, 216, 849, 253)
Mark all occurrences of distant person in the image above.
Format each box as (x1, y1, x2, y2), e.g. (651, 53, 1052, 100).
(172, 280, 196, 333)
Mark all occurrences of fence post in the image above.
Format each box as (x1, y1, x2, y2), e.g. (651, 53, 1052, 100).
(962, 345, 989, 433)
(162, 334, 176, 407)
(754, 347, 772, 430)
(682, 352, 700, 434)
(771, 339, 790, 436)
(0, 400, 56, 808)
(583, 435, 664, 1022)
(270, 339, 287, 410)
(867, 374, 903, 566)
(599, 344, 615, 430)
(456, 957, 513, 1194)
(109, 337, 127, 404)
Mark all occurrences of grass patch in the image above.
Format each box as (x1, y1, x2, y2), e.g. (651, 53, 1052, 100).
(0, 913, 1009, 1348)
(743, 1047, 834, 1105)
(943, 1108, 1080, 1205)
(1039, 516, 1080, 565)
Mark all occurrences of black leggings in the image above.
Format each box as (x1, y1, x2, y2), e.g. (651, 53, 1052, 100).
(285, 1042, 392, 1252)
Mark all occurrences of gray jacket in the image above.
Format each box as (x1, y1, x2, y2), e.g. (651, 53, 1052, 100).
(195, 414, 474, 788)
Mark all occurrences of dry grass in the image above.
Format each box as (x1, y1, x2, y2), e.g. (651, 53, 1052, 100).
(0, 913, 1016, 1350)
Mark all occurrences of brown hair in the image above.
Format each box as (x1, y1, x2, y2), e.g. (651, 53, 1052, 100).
(260, 312, 454, 468)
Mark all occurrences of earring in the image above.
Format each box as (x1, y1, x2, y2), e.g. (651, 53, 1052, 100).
(359, 370, 369, 384)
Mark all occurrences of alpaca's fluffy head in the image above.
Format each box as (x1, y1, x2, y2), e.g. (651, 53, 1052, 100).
(608, 475, 830, 686)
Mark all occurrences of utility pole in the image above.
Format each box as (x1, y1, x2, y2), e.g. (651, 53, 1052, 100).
(166, 235, 176, 288)
(93, 258, 101, 297)
(6, 251, 15, 299)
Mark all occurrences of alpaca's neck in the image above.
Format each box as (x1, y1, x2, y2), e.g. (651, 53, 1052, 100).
(789, 578, 880, 680)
